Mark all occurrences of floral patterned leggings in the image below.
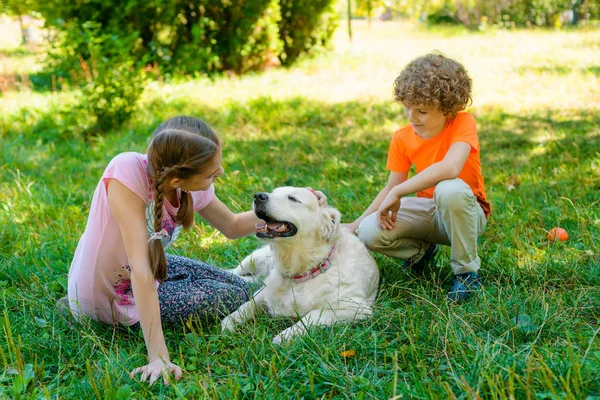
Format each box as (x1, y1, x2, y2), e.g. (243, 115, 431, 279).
(155, 254, 250, 324)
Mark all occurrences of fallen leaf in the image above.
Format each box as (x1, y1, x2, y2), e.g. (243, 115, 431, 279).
(507, 174, 521, 188)
(339, 350, 356, 358)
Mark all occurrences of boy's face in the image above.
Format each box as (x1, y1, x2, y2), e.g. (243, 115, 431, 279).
(403, 104, 448, 139)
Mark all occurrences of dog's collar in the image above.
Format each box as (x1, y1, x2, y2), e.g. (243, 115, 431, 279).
(287, 245, 337, 283)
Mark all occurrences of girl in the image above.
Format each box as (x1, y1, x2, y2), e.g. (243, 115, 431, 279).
(66, 116, 267, 385)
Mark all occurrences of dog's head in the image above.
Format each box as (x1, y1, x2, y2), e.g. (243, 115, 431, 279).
(253, 187, 341, 242)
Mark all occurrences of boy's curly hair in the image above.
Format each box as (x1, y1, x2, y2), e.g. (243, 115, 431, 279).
(393, 53, 472, 117)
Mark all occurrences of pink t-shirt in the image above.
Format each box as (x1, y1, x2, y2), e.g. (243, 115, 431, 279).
(67, 152, 215, 326)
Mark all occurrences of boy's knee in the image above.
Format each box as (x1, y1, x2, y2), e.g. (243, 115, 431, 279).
(435, 179, 473, 210)
(357, 214, 386, 249)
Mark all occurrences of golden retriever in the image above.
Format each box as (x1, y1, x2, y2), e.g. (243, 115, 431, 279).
(222, 187, 379, 344)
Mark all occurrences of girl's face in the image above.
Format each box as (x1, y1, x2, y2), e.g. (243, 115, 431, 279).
(403, 103, 448, 139)
(179, 149, 224, 192)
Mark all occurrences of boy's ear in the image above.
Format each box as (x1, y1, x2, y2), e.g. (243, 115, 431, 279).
(318, 207, 341, 242)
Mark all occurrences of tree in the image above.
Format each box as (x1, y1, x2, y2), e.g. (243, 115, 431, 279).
(0, 0, 38, 45)
(355, 0, 386, 26)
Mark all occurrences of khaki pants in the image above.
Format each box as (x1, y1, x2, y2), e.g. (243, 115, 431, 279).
(357, 179, 487, 275)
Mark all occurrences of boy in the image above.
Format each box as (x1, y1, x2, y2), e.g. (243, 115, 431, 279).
(345, 53, 491, 303)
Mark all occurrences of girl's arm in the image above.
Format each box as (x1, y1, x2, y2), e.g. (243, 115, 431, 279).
(198, 196, 260, 239)
(344, 170, 408, 233)
(107, 178, 182, 386)
(198, 189, 327, 239)
(377, 141, 471, 229)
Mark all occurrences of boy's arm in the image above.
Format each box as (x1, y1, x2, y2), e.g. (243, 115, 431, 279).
(377, 141, 471, 229)
(345, 170, 408, 233)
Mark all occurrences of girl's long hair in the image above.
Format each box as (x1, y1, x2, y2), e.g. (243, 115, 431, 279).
(147, 116, 219, 281)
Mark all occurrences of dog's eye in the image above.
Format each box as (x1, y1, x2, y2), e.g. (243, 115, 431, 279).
(288, 196, 300, 203)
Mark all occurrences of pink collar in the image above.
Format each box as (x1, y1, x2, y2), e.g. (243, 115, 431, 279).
(287, 245, 337, 283)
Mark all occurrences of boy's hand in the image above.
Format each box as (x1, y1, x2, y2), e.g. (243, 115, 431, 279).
(342, 222, 359, 234)
(377, 192, 401, 230)
(306, 187, 327, 207)
(130, 358, 183, 386)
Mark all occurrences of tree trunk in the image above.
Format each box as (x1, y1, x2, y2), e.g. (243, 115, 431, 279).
(18, 16, 27, 45)
(572, 0, 583, 26)
(347, 0, 353, 42)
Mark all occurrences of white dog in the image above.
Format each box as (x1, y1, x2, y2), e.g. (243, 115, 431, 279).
(221, 187, 379, 344)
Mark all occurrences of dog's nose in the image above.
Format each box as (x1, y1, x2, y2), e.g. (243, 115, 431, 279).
(254, 192, 268, 202)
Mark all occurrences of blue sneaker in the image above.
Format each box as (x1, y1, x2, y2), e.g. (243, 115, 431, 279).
(403, 243, 438, 273)
(447, 272, 481, 303)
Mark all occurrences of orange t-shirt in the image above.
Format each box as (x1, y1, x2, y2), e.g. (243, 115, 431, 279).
(386, 112, 491, 218)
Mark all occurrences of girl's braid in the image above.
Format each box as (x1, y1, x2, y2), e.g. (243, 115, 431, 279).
(149, 170, 169, 281)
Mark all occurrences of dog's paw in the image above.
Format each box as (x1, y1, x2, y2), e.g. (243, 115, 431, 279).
(230, 265, 247, 276)
(272, 327, 294, 345)
(237, 275, 264, 284)
(272, 334, 283, 345)
(221, 316, 237, 333)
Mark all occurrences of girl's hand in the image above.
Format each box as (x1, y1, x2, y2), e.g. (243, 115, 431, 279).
(130, 359, 183, 386)
(377, 192, 401, 230)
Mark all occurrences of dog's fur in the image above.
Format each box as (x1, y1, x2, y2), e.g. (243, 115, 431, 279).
(222, 187, 379, 344)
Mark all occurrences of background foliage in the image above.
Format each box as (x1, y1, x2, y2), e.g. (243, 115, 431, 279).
(278, 0, 338, 66)
(3, 0, 598, 133)
(1, 0, 337, 133)
(32, 0, 337, 76)
(354, 0, 600, 28)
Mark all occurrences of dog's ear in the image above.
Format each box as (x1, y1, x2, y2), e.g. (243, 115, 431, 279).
(318, 206, 341, 242)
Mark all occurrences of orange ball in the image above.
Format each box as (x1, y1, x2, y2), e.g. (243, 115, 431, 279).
(548, 227, 569, 242)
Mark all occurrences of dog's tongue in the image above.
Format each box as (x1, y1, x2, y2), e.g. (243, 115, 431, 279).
(267, 222, 284, 230)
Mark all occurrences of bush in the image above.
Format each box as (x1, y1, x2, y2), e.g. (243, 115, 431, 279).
(389, 0, 600, 29)
(427, 10, 459, 25)
(29, 0, 337, 134)
(37, 0, 339, 76)
(278, 0, 338, 66)
(76, 63, 143, 134)
(43, 20, 144, 134)
(171, 0, 282, 75)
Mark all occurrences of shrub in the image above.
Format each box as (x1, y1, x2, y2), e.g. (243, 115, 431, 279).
(28, 0, 338, 134)
(389, 0, 599, 29)
(171, 0, 283, 75)
(38, 0, 285, 76)
(278, 0, 338, 66)
(44, 20, 144, 134)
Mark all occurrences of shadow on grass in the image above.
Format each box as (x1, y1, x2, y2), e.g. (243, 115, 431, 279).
(0, 98, 600, 314)
(0, 70, 71, 93)
(515, 65, 600, 76)
(0, 46, 68, 93)
(3, 95, 599, 291)
(0, 46, 37, 57)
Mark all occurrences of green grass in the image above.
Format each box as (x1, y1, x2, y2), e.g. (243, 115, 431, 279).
(1, 20, 599, 399)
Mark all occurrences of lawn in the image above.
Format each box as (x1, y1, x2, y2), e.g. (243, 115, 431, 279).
(1, 20, 599, 399)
